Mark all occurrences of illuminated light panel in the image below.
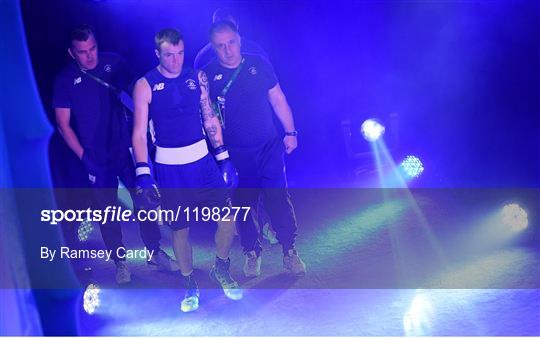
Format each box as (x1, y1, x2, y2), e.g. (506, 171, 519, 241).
(78, 219, 94, 242)
(400, 155, 424, 178)
(83, 283, 101, 315)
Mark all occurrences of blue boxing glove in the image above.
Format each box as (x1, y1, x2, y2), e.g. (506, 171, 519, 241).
(134, 162, 161, 210)
(214, 146, 239, 189)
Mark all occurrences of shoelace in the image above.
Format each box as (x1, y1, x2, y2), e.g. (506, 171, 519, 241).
(186, 287, 199, 298)
(248, 256, 258, 267)
(215, 270, 237, 287)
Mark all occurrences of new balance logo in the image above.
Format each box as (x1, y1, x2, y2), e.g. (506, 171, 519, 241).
(213, 74, 223, 81)
(186, 79, 197, 90)
(74, 77, 82, 85)
(153, 83, 165, 91)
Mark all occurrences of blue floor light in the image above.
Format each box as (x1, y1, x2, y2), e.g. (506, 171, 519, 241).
(400, 155, 424, 178)
(501, 203, 528, 232)
(83, 284, 101, 315)
(78, 219, 94, 242)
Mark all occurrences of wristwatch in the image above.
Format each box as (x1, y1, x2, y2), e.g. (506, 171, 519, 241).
(285, 130, 298, 137)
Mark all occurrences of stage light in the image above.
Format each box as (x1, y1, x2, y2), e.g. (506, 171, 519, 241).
(78, 219, 94, 242)
(83, 283, 101, 314)
(501, 203, 528, 232)
(403, 291, 433, 336)
(361, 119, 385, 142)
(400, 155, 424, 178)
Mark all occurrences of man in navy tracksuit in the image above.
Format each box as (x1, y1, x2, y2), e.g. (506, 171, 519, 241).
(53, 25, 177, 285)
(132, 28, 242, 312)
(203, 21, 306, 277)
(195, 7, 279, 247)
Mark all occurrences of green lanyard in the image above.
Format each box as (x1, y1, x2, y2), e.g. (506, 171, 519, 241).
(214, 58, 245, 127)
(220, 57, 245, 97)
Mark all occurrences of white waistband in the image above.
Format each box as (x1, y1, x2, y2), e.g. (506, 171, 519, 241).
(155, 139, 208, 165)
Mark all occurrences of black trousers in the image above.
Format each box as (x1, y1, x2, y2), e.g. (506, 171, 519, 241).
(230, 137, 298, 255)
(49, 135, 161, 264)
(49, 134, 92, 274)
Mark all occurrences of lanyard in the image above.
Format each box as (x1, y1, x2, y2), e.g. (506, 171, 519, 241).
(213, 58, 245, 128)
(80, 68, 134, 112)
(220, 57, 245, 97)
(80, 68, 119, 93)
